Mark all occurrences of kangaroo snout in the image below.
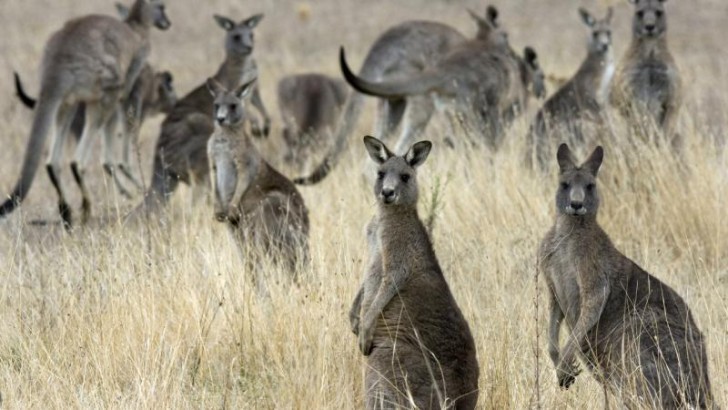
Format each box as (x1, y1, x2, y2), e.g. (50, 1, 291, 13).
(381, 188, 395, 203)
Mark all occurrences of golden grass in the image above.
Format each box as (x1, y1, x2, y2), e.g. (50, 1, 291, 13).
(0, 0, 726, 408)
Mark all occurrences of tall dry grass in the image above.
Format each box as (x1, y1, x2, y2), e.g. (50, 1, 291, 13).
(0, 0, 726, 408)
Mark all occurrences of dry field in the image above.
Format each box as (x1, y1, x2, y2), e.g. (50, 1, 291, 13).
(0, 0, 726, 408)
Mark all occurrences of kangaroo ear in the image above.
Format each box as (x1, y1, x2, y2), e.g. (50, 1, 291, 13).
(115, 2, 130, 19)
(363, 136, 393, 164)
(467, 8, 489, 27)
(486, 5, 499, 26)
(214, 15, 235, 31)
(579, 8, 596, 27)
(557, 143, 577, 173)
(524, 46, 538, 67)
(582, 146, 604, 176)
(605, 7, 614, 23)
(235, 78, 257, 100)
(206, 78, 224, 97)
(244, 13, 264, 28)
(161, 71, 173, 86)
(405, 141, 432, 168)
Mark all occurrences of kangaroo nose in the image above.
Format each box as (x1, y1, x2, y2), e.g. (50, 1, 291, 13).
(571, 202, 583, 210)
(645, 24, 656, 33)
(382, 189, 395, 199)
(233, 34, 242, 42)
(216, 116, 225, 124)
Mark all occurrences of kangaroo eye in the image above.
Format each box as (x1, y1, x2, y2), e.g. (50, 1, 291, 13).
(560, 182, 569, 190)
(377, 172, 385, 180)
(214, 103, 220, 111)
(636, 10, 644, 18)
(655, 10, 663, 17)
(229, 104, 236, 111)
(586, 183, 595, 191)
(400, 174, 410, 183)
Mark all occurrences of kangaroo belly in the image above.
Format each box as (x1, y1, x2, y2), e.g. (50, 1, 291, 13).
(214, 155, 237, 206)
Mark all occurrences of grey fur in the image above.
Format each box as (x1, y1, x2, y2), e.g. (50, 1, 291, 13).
(350, 136, 479, 408)
(539, 144, 717, 408)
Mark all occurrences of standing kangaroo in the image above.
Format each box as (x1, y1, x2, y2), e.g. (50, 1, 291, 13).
(135, 13, 269, 214)
(338, 11, 545, 153)
(277, 73, 348, 168)
(610, 0, 682, 140)
(14, 66, 177, 197)
(526, 8, 614, 171)
(539, 144, 716, 408)
(350, 136, 479, 409)
(0, 0, 170, 227)
(207, 78, 309, 270)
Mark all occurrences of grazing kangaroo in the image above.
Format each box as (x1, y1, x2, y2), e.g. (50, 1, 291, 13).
(338, 11, 545, 153)
(539, 144, 716, 408)
(526, 7, 614, 171)
(134, 13, 269, 215)
(610, 0, 682, 140)
(292, 15, 469, 185)
(14, 66, 177, 197)
(207, 78, 309, 270)
(277, 73, 348, 168)
(0, 0, 170, 227)
(350, 136, 479, 409)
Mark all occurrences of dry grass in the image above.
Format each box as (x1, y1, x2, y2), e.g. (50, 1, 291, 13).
(0, 0, 726, 408)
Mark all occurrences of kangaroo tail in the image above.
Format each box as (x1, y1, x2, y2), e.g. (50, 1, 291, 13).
(339, 47, 442, 99)
(293, 82, 366, 185)
(0, 90, 62, 217)
(14, 72, 37, 109)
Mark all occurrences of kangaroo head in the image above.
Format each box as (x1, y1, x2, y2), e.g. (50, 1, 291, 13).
(214, 13, 264, 57)
(555, 144, 604, 217)
(467, 5, 508, 46)
(363, 136, 432, 208)
(154, 71, 177, 114)
(206, 77, 256, 127)
(579, 7, 612, 55)
(523, 46, 546, 99)
(125, 0, 170, 30)
(629, 0, 667, 39)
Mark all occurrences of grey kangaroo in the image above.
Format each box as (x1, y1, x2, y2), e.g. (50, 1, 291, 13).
(0, 0, 170, 227)
(350, 136, 479, 409)
(277, 73, 348, 168)
(207, 78, 309, 271)
(539, 144, 717, 408)
(611, 0, 682, 142)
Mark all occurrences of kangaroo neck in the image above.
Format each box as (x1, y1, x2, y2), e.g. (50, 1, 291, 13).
(214, 54, 253, 86)
(555, 213, 599, 236)
(630, 35, 668, 59)
(124, 2, 151, 35)
(377, 206, 422, 235)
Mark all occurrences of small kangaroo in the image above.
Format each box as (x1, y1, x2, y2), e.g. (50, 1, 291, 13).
(13, 65, 177, 197)
(338, 8, 545, 153)
(0, 0, 170, 227)
(350, 136, 479, 409)
(134, 13, 269, 215)
(610, 0, 682, 140)
(539, 144, 716, 408)
(277, 73, 348, 168)
(526, 7, 614, 171)
(207, 78, 309, 270)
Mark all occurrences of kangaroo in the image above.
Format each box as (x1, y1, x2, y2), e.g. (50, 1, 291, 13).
(338, 10, 545, 155)
(277, 73, 348, 168)
(207, 78, 309, 271)
(349, 136, 479, 409)
(134, 13, 269, 215)
(0, 0, 170, 228)
(292, 13, 470, 185)
(526, 8, 614, 171)
(14, 66, 177, 197)
(538, 144, 716, 408)
(610, 0, 682, 141)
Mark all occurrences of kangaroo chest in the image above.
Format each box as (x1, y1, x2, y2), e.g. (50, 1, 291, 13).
(544, 239, 587, 327)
